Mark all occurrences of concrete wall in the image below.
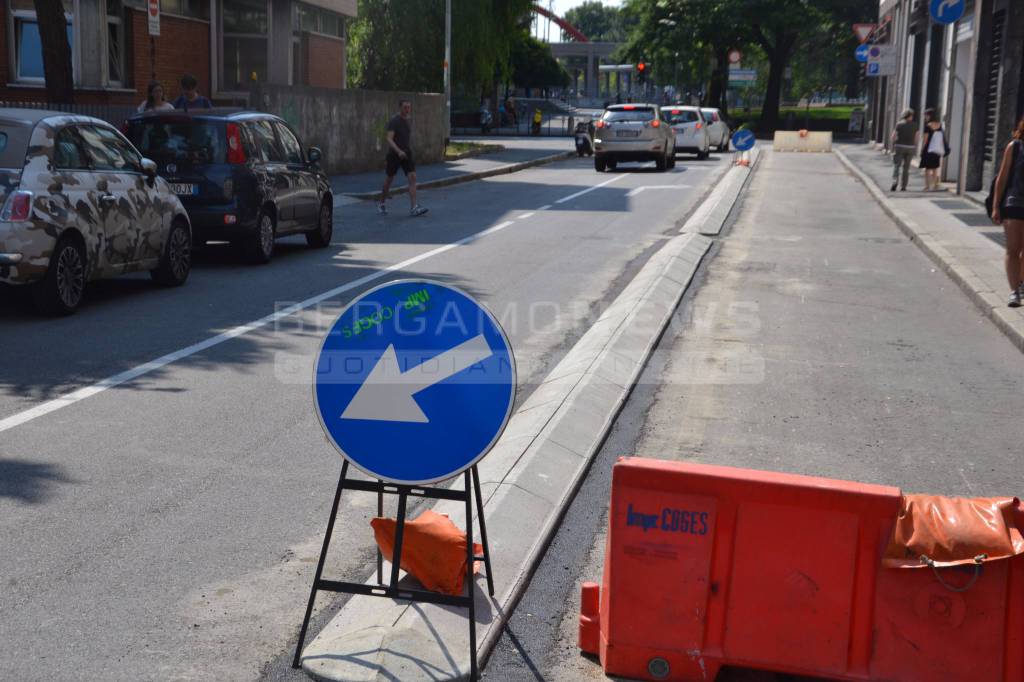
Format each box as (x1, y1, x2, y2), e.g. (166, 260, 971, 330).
(253, 85, 445, 175)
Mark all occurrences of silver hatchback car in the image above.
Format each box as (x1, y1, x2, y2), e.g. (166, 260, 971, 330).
(0, 109, 192, 314)
(593, 104, 676, 172)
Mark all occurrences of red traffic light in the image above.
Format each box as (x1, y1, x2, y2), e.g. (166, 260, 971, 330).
(637, 62, 646, 72)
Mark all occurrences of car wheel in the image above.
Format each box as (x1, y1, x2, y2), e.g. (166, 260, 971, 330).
(668, 153, 677, 169)
(246, 209, 276, 264)
(607, 160, 618, 171)
(656, 153, 667, 172)
(151, 219, 192, 287)
(595, 157, 606, 172)
(32, 235, 86, 315)
(306, 201, 333, 249)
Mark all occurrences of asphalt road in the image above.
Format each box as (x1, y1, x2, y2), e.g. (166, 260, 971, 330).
(0, 149, 729, 680)
(487, 150, 1024, 680)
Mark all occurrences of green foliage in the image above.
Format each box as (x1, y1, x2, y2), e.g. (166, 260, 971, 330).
(511, 34, 571, 89)
(346, 0, 534, 94)
(615, 0, 875, 129)
(563, 1, 629, 42)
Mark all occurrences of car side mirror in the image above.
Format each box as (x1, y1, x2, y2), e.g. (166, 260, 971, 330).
(141, 158, 158, 186)
(307, 147, 322, 165)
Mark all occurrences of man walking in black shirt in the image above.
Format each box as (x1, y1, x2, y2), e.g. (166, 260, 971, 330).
(379, 100, 428, 216)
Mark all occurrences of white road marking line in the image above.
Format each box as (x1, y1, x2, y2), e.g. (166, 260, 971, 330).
(627, 185, 693, 197)
(537, 204, 553, 211)
(518, 212, 536, 219)
(0, 220, 520, 435)
(554, 174, 626, 204)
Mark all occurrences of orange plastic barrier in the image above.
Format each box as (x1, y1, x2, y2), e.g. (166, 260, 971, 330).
(579, 458, 1024, 681)
(371, 510, 482, 596)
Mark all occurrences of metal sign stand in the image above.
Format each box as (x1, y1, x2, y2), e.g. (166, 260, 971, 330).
(291, 460, 494, 681)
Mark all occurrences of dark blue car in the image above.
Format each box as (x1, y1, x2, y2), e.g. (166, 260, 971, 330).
(126, 110, 332, 263)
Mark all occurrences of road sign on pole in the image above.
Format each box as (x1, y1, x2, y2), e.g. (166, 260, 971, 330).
(147, 0, 160, 36)
(314, 279, 516, 485)
(930, 0, 965, 24)
(731, 129, 756, 152)
(852, 23, 876, 42)
(855, 44, 870, 63)
(727, 68, 757, 85)
(866, 45, 897, 77)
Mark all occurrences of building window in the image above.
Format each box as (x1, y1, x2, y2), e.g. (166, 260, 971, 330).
(106, 0, 125, 86)
(161, 0, 210, 21)
(292, 1, 344, 39)
(221, 0, 268, 90)
(9, 0, 74, 82)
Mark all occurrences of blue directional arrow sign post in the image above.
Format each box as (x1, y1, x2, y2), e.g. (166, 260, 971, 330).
(855, 43, 870, 63)
(930, 0, 965, 24)
(732, 129, 756, 152)
(313, 279, 516, 485)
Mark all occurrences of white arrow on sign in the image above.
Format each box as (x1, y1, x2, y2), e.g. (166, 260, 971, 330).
(341, 334, 493, 423)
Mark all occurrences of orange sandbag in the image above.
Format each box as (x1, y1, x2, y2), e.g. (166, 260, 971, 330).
(883, 495, 1024, 568)
(370, 510, 482, 596)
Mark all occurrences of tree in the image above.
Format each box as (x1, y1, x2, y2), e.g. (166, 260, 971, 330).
(511, 34, 570, 91)
(346, 0, 534, 96)
(563, 1, 627, 42)
(34, 0, 74, 104)
(619, 0, 875, 130)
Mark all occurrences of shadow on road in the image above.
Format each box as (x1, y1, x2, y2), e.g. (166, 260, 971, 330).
(0, 457, 77, 504)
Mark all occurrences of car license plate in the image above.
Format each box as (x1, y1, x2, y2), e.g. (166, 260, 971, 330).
(170, 183, 199, 196)
(616, 130, 640, 137)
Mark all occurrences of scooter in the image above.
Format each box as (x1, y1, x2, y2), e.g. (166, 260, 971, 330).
(574, 120, 594, 157)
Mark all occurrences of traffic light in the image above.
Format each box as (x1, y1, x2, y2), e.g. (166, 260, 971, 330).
(637, 62, 647, 83)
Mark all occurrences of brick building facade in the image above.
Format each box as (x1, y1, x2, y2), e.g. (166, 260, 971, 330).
(0, 0, 353, 108)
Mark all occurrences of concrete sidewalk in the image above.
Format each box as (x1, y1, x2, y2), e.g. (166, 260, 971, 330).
(836, 143, 1024, 352)
(330, 138, 574, 202)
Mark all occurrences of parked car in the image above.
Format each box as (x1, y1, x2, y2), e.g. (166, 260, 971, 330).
(700, 107, 731, 151)
(593, 104, 675, 172)
(0, 108, 192, 315)
(125, 110, 333, 264)
(664, 106, 710, 160)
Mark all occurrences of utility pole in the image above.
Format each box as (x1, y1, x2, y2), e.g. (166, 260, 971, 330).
(444, 0, 451, 141)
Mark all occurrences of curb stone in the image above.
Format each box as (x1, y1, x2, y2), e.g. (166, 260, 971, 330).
(342, 151, 576, 201)
(834, 147, 1024, 354)
(299, 155, 759, 682)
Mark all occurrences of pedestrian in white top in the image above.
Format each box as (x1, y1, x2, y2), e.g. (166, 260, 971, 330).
(138, 81, 175, 113)
(919, 107, 949, 191)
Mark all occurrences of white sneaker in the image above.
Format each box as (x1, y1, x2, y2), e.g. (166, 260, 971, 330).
(410, 205, 429, 217)
(377, 203, 387, 215)
(1010, 288, 1022, 308)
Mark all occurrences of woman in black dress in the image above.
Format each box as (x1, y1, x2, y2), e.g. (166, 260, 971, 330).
(991, 117, 1024, 307)
(919, 108, 947, 191)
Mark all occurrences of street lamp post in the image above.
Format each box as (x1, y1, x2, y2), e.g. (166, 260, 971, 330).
(444, 0, 452, 141)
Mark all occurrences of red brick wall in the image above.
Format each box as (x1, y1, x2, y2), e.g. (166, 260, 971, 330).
(129, 10, 211, 105)
(0, 9, 210, 106)
(303, 33, 345, 90)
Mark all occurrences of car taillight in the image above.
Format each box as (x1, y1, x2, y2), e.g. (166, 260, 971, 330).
(226, 123, 246, 164)
(696, 122, 703, 130)
(0, 190, 33, 222)
(596, 120, 606, 128)
(651, 119, 661, 127)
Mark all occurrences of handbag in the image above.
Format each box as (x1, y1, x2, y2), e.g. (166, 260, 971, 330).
(986, 140, 1020, 219)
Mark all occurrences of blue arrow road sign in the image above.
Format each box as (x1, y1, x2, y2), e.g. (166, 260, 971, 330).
(313, 279, 516, 485)
(732, 129, 756, 152)
(930, 0, 964, 24)
(855, 44, 870, 63)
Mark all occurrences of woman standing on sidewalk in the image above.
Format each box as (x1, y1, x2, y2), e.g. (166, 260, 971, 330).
(991, 117, 1024, 307)
(920, 108, 949, 191)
